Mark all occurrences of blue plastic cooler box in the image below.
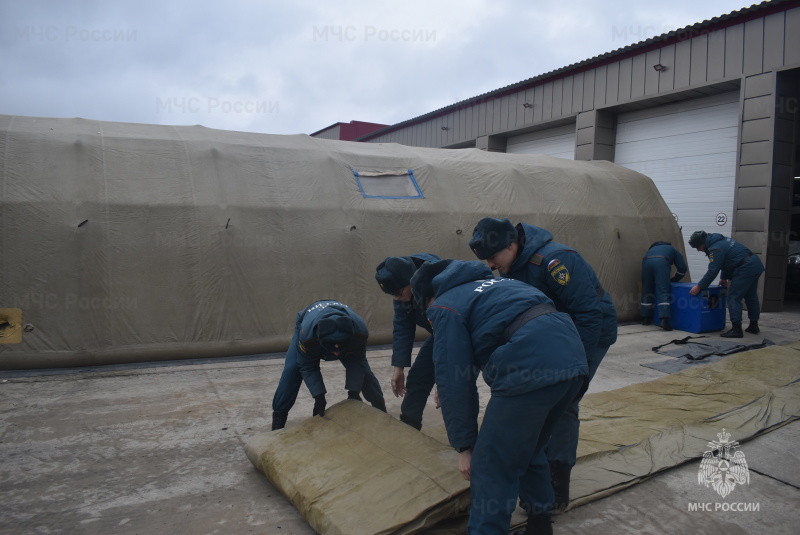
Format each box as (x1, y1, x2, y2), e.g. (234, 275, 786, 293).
(653, 282, 726, 333)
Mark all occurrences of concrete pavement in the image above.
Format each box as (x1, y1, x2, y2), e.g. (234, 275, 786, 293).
(1, 306, 799, 535)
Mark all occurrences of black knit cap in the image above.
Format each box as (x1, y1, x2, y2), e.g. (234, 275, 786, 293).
(410, 259, 455, 304)
(375, 256, 416, 295)
(469, 218, 518, 260)
(688, 230, 707, 248)
(316, 314, 354, 352)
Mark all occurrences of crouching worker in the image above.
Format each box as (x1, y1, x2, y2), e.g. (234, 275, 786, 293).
(640, 241, 688, 331)
(271, 300, 386, 431)
(410, 259, 588, 535)
(375, 253, 439, 430)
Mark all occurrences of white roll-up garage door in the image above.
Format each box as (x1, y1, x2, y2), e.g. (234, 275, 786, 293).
(506, 124, 576, 159)
(614, 91, 740, 283)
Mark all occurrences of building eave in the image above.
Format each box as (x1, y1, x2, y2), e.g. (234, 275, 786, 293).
(355, 0, 798, 142)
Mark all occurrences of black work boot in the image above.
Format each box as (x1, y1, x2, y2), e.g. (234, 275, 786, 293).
(271, 411, 288, 431)
(745, 321, 760, 334)
(660, 318, 673, 331)
(550, 461, 572, 513)
(512, 513, 553, 535)
(642, 316, 652, 326)
(720, 322, 743, 338)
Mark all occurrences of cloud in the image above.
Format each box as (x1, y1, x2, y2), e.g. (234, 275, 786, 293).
(0, 0, 756, 135)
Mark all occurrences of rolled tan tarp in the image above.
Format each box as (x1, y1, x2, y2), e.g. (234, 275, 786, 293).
(0, 115, 683, 369)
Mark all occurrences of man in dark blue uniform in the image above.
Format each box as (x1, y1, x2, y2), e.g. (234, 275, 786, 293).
(688, 230, 765, 338)
(640, 241, 688, 331)
(468, 217, 617, 512)
(410, 259, 587, 535)
(375, 253, 440, 430)
(271, 300, 386, 430)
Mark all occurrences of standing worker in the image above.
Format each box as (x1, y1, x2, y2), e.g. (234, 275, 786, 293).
(374, 253, 440, 430)
(640, 241, 688, 331)
(410, 259, 588, 535)
(271, 300, 386, 430)
(468, 217, 617, 511)
(687, 231, 765, 338)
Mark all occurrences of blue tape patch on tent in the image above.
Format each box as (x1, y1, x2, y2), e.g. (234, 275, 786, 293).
(352, 168, 424, 199)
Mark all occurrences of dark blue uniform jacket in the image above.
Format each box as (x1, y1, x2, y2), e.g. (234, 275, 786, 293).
(426, 260, 588, 450)
(644, 242, 688, 278)
(293, 300, 369, 398)
(697, 233, 764, 289)
(390, 253, 440, 367)
(506, 223, 617, 353)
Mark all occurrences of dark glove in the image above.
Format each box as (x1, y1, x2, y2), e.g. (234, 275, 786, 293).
(670, 274, 683, 283)
(347, 390, 363, 401)
(313, 394, 327, 417)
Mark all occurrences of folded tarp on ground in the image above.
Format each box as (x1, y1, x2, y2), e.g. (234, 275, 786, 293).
(245, 341, 800, 534)
(244, 401, 470, 535)
(642, 337, 776, 373)
(571, 340, 800, 507)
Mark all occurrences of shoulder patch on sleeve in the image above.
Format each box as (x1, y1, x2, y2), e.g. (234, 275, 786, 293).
(550, 264, 571, 285)
(547, 259, 560, 270)
(529, 253, 545, 266)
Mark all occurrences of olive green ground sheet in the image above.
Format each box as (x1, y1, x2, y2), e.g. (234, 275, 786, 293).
(244, 341, 800, 535)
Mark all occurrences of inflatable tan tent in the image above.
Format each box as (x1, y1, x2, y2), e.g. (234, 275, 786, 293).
(0, 115, 685, 370)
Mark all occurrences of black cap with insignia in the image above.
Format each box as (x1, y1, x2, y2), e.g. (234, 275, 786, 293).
(316, 314, 355, 353)
(688, 230, 707, 248)
(468, 217, 517, 260)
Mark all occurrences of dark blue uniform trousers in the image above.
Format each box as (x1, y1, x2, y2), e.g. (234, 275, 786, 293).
(546, 340, 610, 468)
(400, 336, 435, 429)
(272, 346, 384, 414)
(726, 256, 764, 323)
(640, 257, 673, 319)
(469, 378, 584, 534)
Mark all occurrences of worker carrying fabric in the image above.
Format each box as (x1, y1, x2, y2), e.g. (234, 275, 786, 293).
(271, 300, 386, 430)
(375, 253, 440, 430)
(687, 231, 765, 338)
(640, 241, 688, 331)
(410, 259, 587, 535)
(468, 217, 616, 511)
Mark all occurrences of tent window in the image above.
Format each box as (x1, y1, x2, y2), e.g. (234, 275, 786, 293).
(352, 169, 424, 199)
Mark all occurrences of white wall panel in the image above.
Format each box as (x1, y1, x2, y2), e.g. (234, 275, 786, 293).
(615, 92, 740, 282)
(506, 124, 576, 159)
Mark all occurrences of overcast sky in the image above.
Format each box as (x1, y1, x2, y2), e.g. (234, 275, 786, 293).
(0, 0, 759, 136)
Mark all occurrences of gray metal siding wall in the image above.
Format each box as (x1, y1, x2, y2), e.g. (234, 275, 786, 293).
(738, 73, 774, 255)
(313, 125, 341, 140)
(365, 7, 800, 148)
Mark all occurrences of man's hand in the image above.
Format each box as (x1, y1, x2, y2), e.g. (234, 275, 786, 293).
(313, 394, 327, 417)
(434, 386, 441, 409)
(689, 285, 701, 296)
(719, 279, 729, 288)
(391, 367, 407, 397)
(458, 449, 472, 480)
